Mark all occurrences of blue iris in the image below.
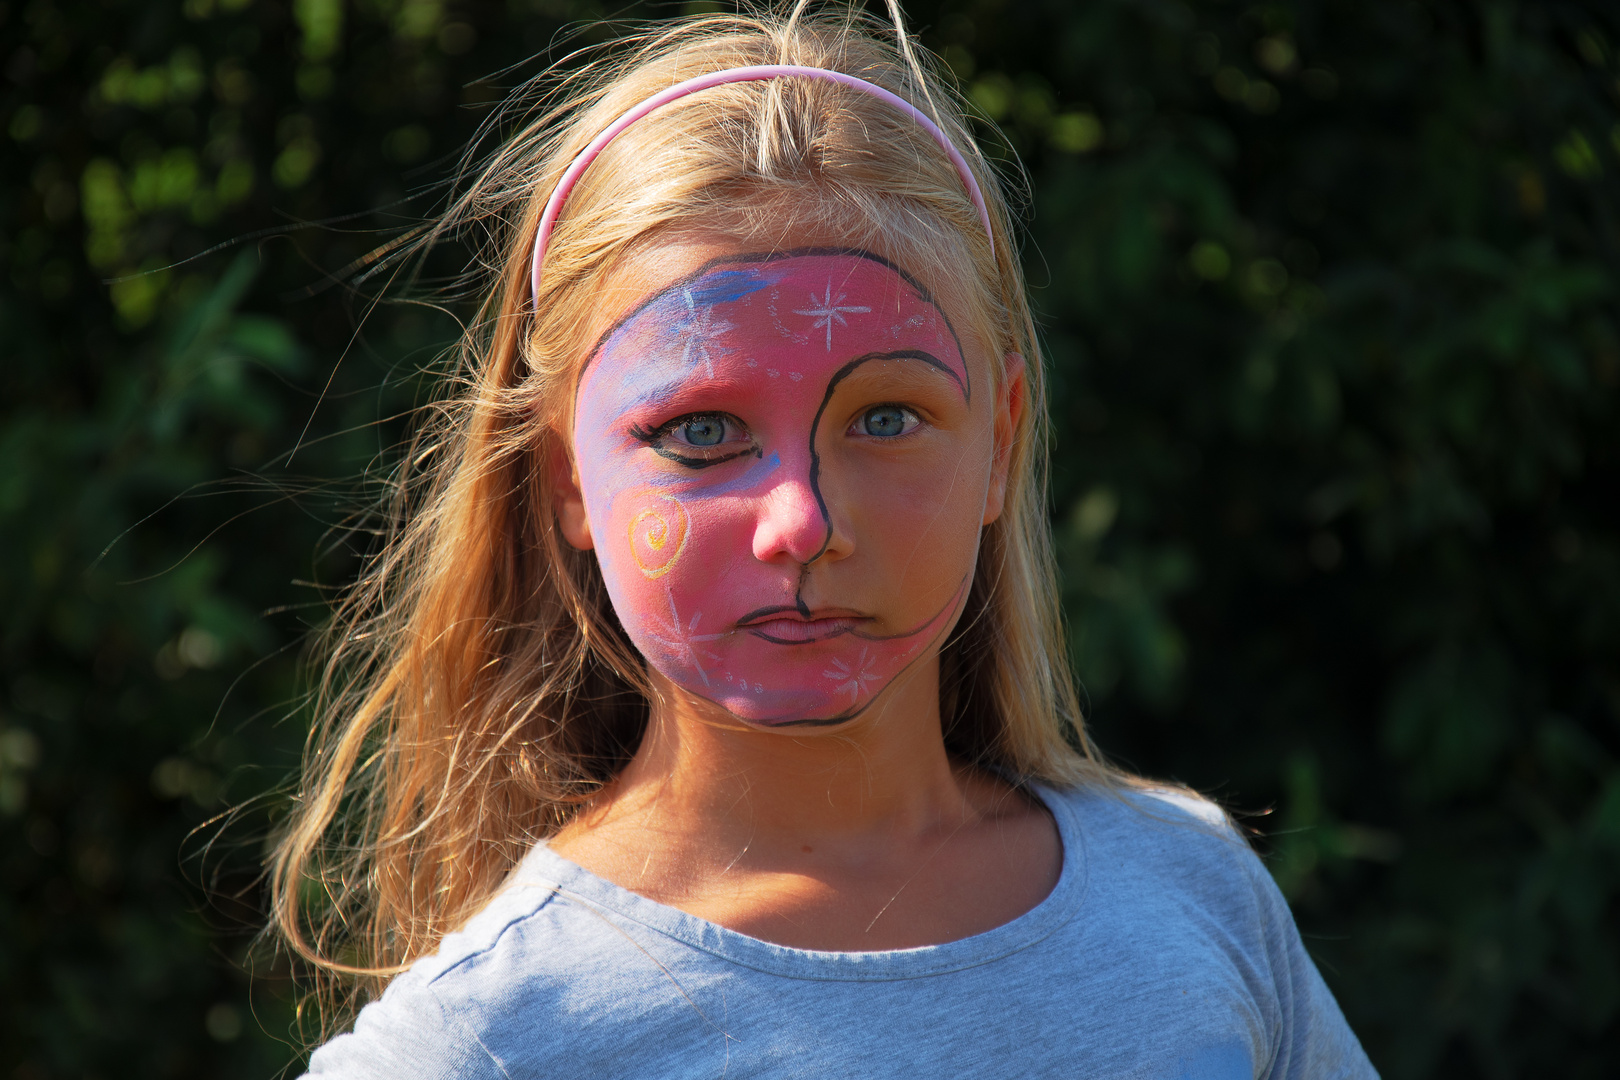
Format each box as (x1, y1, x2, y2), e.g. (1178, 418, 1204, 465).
(863, 406, 911, 437)
(682, 416, 726, 446)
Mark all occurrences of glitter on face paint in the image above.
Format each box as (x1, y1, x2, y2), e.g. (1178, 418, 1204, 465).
(794, 279, 873, 351)
(572, 249, 976, 726)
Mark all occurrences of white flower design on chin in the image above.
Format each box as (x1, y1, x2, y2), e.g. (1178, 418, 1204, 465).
(823, 646, 883, 704)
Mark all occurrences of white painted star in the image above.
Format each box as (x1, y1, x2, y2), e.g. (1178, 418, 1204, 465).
(640, 591, 724, 687)
(793, 280, 871, 351)
(822, 646, 882, 703)
(672, 289, 735, 377)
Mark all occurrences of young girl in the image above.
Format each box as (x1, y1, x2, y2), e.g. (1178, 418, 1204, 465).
(275, 5, 1376, 1076)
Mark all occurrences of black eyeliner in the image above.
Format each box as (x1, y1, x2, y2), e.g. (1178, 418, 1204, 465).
(629, 413, 758, 469)
(649, 445, 764, 469)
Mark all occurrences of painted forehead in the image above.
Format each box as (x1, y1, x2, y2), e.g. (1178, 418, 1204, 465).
(578, 249, 969, 405)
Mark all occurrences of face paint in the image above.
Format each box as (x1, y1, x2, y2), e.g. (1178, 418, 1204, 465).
(573, 249, 977, 726)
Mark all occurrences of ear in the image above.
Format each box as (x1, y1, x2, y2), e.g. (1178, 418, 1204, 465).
(552, 443, 595, 551)
(982, 351, 1027, 527)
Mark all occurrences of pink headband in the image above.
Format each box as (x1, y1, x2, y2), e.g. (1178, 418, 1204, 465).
(530, 63, 994, 303)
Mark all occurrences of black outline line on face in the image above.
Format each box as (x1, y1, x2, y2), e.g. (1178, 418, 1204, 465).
(648, 445, 763, 469)
(728, 346, 964, 626)
(669, 572, 968, 727)
(802, 348, 966, 568)
(736, 564, 964, 648)
(581, 248, 977, 729)
(575, 246, 970, 410)
(733, 346, 972, 727)
(762, 573, 972, 728)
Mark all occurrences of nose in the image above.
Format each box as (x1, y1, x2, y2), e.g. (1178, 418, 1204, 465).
(751, 470, 845, 566)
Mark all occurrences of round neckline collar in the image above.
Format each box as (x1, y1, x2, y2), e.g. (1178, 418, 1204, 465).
(513, 782, 1090, 982)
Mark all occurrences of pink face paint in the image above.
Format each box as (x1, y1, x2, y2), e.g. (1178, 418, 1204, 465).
(572, 250, 974, 726)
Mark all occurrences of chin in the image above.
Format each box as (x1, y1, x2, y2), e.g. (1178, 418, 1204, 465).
(636, 628, 907, 729)
(682, 680, 875, 729)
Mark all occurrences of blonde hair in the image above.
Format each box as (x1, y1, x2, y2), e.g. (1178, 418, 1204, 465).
(270, 0, 1120, 1020)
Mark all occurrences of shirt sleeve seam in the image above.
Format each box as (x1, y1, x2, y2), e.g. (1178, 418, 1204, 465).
(422, 884, 562, 989)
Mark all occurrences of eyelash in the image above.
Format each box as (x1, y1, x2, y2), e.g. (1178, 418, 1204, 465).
(847, 404, 922, 439)
(630, 403, 925, 470)
(630, 414, 759, 470)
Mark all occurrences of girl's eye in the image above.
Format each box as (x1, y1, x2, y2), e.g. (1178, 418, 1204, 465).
(856, 406, 919, 438)
(631, 413, 756, 470)
(674, 415, 729, 446)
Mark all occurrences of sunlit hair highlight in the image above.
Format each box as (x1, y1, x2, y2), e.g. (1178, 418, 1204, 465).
(270, 0, 1120, 1027)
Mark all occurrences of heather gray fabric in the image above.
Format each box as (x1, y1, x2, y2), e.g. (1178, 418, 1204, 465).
(304, 785, 1377, 1079)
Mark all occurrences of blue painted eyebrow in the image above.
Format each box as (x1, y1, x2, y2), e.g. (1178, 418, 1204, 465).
(592, 266, 778, 366)
(575, 247, 974, 417)
(576, 246, 960, 379)
(688, 269, 772, 306)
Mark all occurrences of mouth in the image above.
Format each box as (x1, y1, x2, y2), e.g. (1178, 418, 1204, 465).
(735, 605, 869, 644)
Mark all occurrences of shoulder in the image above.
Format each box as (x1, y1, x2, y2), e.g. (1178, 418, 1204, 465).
(302, 970, 503, 1080)
(1041, 780, 1379, 1079)
(1044, 779, 1256, 879)
(1042, 779, 1284, 961)
(302, 858, 574, 1079)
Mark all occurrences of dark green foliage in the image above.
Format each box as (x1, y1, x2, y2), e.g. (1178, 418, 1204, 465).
(973, 1, 1620, 1072)
(2, 0, 1616, 1076)
(2, 0, 507, 1072)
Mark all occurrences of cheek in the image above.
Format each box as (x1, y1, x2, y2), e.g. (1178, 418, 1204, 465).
(876, 485, 984, 607)
(845, 423, 993, 528)
(598, 487, 761, 619)
(855, 444, 993, 610)
(624, 494, 691, 579)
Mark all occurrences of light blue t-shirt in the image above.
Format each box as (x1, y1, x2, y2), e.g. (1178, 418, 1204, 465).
(306, 784, 1376, 1078)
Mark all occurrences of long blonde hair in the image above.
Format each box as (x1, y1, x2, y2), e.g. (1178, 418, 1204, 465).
(270, 0, 1118, 1015)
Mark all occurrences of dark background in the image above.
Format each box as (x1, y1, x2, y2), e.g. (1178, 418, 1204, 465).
(3, 0, 1618, 1075)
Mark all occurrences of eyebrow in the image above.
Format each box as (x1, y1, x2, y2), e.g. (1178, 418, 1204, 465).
(833, 348, 969, 404)
(799, 347, 968, 566)
(607, 372, 764, 418)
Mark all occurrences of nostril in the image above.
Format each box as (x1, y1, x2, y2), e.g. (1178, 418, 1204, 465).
(752, 481, 830, 565)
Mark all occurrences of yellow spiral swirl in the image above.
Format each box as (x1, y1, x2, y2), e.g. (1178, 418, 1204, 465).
(628, 495, 690, 579)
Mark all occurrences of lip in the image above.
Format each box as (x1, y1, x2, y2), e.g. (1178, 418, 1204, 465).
(735, 605, 869, 644)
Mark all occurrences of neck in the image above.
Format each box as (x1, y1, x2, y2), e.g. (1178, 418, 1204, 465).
(559, 658, 990, 877)
(659, 663, 964, 820)
(546, 655, 1062, 951)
